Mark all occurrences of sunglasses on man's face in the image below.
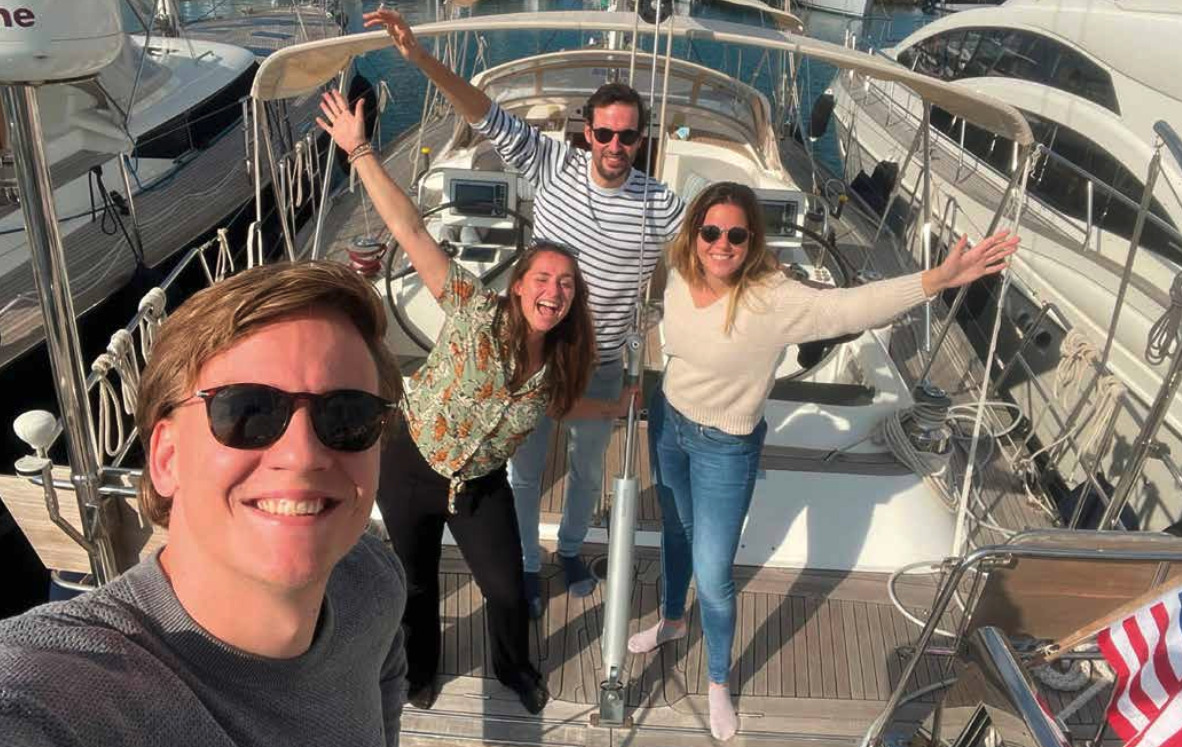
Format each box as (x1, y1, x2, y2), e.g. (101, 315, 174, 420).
(591, 127, 642, 146)
(178, 383, 395, 452)
(698, 224, 750, 246)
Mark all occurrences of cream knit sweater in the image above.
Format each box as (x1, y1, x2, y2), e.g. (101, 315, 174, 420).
(661, 267, 929, 435)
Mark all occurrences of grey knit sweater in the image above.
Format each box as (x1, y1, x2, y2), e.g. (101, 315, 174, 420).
(0, 534, 407, 746)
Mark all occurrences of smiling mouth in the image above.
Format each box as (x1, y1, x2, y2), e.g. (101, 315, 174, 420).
(536, 299, 563, 319)
(250, 498, 338, 517)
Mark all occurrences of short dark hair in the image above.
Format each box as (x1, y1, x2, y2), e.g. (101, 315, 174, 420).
(584, 82, 647, 131)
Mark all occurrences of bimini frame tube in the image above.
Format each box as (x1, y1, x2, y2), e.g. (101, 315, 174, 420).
(1, 85, 119, 583)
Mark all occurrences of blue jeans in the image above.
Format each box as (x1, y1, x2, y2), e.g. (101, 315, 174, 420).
(649, 386, 767, 685)
(510, 359, 624, 573)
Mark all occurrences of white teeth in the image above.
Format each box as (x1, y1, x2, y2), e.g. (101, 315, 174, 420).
(255, 498, 327, 516)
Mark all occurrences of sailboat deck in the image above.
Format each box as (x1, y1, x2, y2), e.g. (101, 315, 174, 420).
(397, 543, 1114, 745)
(212, 94, 1105, 742)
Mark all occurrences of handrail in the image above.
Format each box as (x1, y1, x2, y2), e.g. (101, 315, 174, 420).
(866, 533, 1182, 747)
(34, 237, 228, 464)
(1033, 143, 1182, 248)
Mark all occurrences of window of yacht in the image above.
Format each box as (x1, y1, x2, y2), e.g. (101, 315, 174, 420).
(928, 107, 1180, 264)
(897, 28, 1120, 115)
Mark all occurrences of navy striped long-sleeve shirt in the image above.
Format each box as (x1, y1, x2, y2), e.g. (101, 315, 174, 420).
(473, 104, 685, 362)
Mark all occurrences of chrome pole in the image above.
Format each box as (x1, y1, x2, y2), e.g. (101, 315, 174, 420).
(915, 146, 1031, 385)
(2, 85, 119, 583)
(1099, 273, 1182, 531)
(921, 103, 933, 363)
(311, 70, 349, 260)
(597, 333, 643, 728)
(1099, 149, 1162, 372)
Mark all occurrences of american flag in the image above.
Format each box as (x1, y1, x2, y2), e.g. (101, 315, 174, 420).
(1098, 584, 1182, 747)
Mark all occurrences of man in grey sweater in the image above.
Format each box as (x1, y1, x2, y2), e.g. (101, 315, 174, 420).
(0, 261, 409, 746)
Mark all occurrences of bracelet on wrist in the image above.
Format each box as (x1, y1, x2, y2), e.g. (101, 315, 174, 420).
(347, 143, 375, 165)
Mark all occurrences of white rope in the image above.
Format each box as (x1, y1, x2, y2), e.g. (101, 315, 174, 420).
(90, 354, 124, 463)
(874, 407, 953, 508)
(1055, 329, 1094, 403)
(1013, 330, 1125, 480)
(137, 287, 167, 360)
(887, 561, 959, 639)
(1147, 273, 1182, 365)
(107, 330, 141, 415)
(1054, 658, 1114, 720)
(292, 141, 306, 207)
(305, 132, 321, 217)
(377, 80, 391, 114)
(246, 220, 265, 268)
(214, 228, 234, 282)
(1032, 658, 1096, 693)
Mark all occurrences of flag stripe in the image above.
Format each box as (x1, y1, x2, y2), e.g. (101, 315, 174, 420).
(1101, 625, 1146, 739)
(1137, 605, 1172, 711)
(1151, 603, 1182, 695)
(1127, 616, 1161, 722)
(1130, 692, 1182, 747)
(1164, 592, 1182, 683)
(1100, 584, 1182, 746)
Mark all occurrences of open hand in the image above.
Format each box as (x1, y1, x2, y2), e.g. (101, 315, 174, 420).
(364, 9, 423, 62)
(315, 89, 366, 154)
(927, 229, 1021, 294)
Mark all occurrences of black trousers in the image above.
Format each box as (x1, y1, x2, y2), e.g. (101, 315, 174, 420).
(376, 429, 538, 689)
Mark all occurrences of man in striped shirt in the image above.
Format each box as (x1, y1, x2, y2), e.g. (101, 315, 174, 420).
(373, 10, 685, 617)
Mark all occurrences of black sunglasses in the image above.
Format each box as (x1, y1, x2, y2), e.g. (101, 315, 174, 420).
(179, 384, 395, 452)
(698, 224, 750, 246)
(591, 127, 642, 146)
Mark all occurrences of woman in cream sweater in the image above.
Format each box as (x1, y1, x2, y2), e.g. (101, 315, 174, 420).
(628, 181, 1019, 740)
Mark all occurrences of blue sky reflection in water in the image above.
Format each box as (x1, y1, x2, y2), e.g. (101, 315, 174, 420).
(174, 0, 934, 176)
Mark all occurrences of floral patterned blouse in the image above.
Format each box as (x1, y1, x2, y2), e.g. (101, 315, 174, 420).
(402, 261, 549, 510)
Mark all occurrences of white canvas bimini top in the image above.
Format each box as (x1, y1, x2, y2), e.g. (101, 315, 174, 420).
(251, 10, 1033, 146)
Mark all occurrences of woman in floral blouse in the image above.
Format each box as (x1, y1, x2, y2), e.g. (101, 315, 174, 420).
(319, 90, 633, 714)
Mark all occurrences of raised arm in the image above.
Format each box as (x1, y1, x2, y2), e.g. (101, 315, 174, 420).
(317, 90, 449, 299)
(780, 229, 1020, 345)
(365, 9, 491, 124)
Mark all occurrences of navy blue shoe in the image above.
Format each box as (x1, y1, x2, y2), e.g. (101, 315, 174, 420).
(524, 572, 544, 620)
(559, 555, 597, 598)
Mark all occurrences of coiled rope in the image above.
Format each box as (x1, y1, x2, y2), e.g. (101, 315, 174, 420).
(1147, 273, 1182, 366)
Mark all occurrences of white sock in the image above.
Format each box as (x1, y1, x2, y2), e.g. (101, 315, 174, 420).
(708, 684, 738, 741)
(627, 618, 687, 654)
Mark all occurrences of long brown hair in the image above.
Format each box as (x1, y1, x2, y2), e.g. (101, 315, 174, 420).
(666, 182, 781, 334)
(495, 241, 596, 418)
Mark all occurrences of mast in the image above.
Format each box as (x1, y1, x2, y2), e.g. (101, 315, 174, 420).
(1, 0, 128, 583)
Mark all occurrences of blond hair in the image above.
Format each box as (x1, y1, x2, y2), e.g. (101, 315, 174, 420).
(666, 182, 780, 334)
(135, 261, 402, 528)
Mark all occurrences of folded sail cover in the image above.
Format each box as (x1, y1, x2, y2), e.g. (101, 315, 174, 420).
(250, 10, 1033, 147)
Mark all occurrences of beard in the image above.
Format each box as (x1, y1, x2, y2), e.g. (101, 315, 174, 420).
(593, 150, 633, 184)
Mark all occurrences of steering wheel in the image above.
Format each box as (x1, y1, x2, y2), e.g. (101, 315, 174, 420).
(384, 200, 534, 353)
(778, 223, 865, 376)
